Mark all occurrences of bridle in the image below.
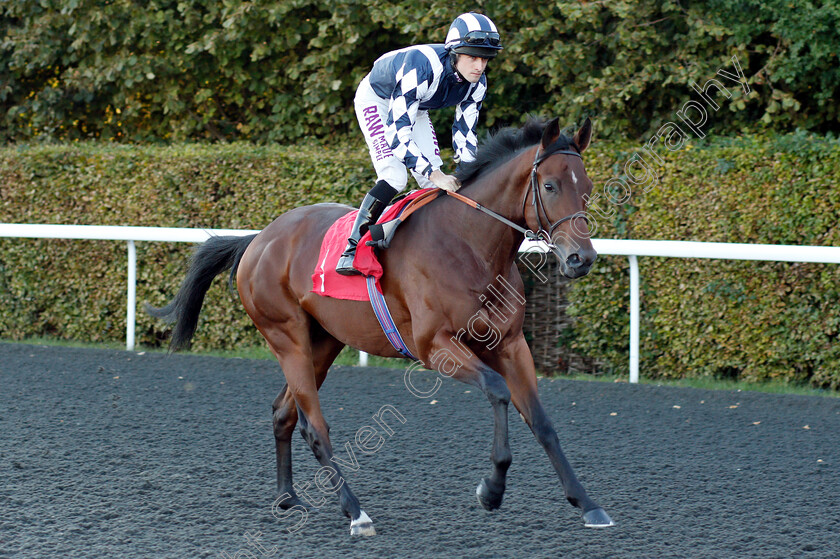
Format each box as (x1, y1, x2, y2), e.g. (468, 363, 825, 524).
(444, 144, 588, 251)
(525, 144, 589, 248)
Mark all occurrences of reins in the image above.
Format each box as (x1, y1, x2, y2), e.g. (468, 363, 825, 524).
(388, 145, 588, 250)
(391, 188, 540, 240)
(447, 145, 587, 249)
(444, 190, 535, 238)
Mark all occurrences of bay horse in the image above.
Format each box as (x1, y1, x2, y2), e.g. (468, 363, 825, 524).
(147, 116, 614, 535)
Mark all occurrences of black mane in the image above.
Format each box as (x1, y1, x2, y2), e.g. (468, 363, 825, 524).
(455, 117, 578, 186)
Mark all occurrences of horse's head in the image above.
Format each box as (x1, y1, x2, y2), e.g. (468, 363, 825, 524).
(524, 117, 596, 279)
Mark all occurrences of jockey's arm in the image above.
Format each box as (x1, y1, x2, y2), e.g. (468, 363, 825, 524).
(452, 76, 487, 167)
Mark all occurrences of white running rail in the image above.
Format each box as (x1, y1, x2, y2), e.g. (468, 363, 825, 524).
(521, 238, 840, 382)
(3, 223, 840, 382)
(0, 224, 258, 353)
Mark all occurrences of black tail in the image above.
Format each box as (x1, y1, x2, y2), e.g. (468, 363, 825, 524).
(145, 234, 257, 351)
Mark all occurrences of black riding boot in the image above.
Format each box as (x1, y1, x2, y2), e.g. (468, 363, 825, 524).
(336, 180, 398, 276)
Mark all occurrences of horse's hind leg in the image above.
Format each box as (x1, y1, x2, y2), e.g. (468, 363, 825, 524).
(262, 324, 373, 536)
(272, 385, 303, 508)
(272, 332, 344, 510)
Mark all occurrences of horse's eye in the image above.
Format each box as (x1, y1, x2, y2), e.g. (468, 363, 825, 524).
(543, 182, 556, 192)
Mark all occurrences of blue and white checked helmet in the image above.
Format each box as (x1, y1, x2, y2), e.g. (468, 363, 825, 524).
(444, 12, 503, 59)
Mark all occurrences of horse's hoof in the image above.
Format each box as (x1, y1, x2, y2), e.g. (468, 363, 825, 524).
(583, 507, 615, 528)
(350, 511, 376, 536)
(475, 478, 504, 511)
(273, 492, 307, 511)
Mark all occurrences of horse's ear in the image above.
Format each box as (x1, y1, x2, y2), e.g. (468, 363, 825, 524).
(541, 117, 561, 149)
(574, 117, 592, 153)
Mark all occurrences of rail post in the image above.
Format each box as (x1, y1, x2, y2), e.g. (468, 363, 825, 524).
(628, 255, 640, 383)
(127, 240, 136, 351)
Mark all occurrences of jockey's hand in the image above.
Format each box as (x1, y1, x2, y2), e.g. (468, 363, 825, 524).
(429, 169, 461, 192)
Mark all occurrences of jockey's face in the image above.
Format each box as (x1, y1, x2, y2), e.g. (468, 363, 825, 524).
(455, 54, 489, 83)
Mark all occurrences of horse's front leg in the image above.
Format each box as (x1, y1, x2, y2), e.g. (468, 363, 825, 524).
(422, 332, 512, 510)
(489, 335, 615, 528)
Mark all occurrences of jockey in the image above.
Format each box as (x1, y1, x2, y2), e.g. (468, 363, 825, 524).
(336, 12, 503, 275)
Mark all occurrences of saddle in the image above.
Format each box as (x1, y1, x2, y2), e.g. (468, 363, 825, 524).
(311, 188, 442, 301)
(365, 188, 444, 250)
(310, 187, 494, 360)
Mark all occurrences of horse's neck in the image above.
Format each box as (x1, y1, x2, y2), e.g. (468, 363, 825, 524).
(439, 154, 531, 273)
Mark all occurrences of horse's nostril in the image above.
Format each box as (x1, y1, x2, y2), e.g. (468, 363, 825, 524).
(567, 253, 583, 268)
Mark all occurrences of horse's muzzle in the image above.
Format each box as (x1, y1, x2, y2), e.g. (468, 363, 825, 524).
(555, 247, 597, 279)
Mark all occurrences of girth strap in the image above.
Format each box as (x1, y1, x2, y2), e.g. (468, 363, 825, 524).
(366, 276, 418, 360)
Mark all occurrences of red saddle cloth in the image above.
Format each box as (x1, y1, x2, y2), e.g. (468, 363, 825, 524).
(311, 189, 434, 301)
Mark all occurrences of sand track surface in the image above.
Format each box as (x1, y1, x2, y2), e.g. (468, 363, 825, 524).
(1, 343, 838, 558)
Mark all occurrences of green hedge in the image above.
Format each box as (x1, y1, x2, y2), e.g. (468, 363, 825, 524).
(2, 135, 839, 390)
(0, 142, 375, 350)
(2, 1, 838, 142)
(565, 133, 840, 389)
